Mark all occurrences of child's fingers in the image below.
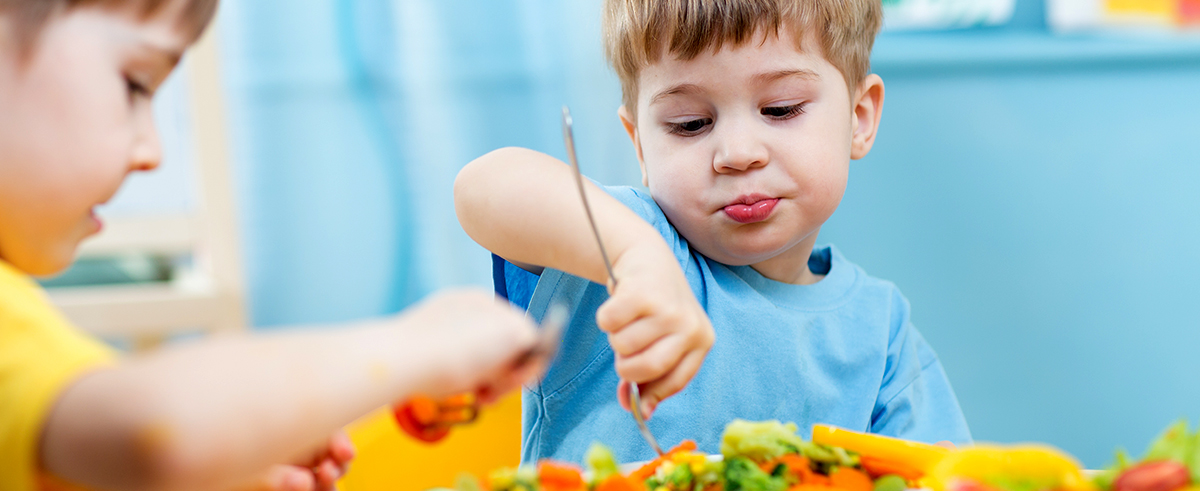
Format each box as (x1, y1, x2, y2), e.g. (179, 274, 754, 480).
(250, 465, 315, 491)
(595, 289, 653, 333)
(607, 316, 669, 357)
(313, 458, 342, 490)
(616, 379, 633, 412)
(327, 431, 356, 466)
(636, 349, 707, 419)
(613, 333, 687, 383)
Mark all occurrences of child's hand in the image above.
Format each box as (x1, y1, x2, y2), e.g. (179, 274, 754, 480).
(399, 289, 545, 403)
(596, 242, 715, 418)
(239, 431, 355, 491)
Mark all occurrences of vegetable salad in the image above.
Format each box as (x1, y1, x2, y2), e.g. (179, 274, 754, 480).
(437, 420, 946, 491)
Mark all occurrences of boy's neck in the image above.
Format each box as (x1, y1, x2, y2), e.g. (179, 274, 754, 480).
(747, 232, 825, 285)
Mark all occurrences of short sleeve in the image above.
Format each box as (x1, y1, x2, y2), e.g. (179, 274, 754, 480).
(0, 262, 116, 491)
(601, 185, 692, 268)
(870, 291, 972, 445)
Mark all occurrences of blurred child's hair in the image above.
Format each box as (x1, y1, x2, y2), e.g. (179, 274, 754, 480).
(602, 0, 882, 115)
(1, 0, 218, 50)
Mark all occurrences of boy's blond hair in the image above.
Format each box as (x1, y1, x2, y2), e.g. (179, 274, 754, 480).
(603, 0, 882, 115)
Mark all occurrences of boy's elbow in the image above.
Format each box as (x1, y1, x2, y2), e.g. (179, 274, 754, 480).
(454, 147, 535, 239)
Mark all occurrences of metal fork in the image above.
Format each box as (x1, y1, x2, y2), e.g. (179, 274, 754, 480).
(562, 106, 665, 457)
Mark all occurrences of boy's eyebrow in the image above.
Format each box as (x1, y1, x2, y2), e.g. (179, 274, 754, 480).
(648, 69, 822, 106)
(753, 69, 821, 85)
(649, 83, 704, 106)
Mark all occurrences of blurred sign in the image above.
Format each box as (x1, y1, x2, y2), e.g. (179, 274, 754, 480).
(882, 0, 1016, 30)
(1048, 0, 1200, 30)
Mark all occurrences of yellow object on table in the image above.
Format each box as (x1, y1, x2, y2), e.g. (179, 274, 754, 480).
(340, 392, 523, 491)
(926, 446, 1093, 491)
(811, 424, 950, 474)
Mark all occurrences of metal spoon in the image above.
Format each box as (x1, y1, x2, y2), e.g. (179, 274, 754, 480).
(562, 106, 665, 456)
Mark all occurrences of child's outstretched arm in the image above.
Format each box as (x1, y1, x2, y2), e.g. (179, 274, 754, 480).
(455, 147, 714, 417)
(38, 289, 541, 491)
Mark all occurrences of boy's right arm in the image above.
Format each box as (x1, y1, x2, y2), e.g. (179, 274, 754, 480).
(455, 147, 715, 417)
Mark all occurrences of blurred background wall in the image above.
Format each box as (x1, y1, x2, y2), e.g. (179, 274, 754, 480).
(166, 0, 1200, 470)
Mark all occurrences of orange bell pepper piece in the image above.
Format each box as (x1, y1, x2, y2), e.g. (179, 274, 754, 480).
(859, 456, 924, 481)
(629, 441, 699, 482)
(830, 468, 874, 491)
(596, 474, 649, 491)
(538, 461, 585, 491)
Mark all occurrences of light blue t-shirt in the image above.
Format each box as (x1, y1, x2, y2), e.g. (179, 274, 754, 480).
(499, 185, 971, 465)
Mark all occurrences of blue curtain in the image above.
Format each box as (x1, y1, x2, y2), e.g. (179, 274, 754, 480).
(219, 0, 639, 327)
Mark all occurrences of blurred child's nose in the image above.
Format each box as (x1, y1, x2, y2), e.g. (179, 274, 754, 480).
(712, 116, 768, 174)
(129, 108, 162, 173)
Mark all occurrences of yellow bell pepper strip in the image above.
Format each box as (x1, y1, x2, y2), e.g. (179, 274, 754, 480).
(811, 424, 950, 478)
(926, 445, 1095, 491)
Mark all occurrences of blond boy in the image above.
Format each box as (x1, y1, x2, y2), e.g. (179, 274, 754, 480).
(456, 0, 971, 464)
(0, 2, 545, 490)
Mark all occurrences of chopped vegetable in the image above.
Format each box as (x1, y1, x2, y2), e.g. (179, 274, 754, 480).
(1112, 461, 1191, 491)
(927, 445, 1093, 491)
(722, 420, 806, 462)
(872, 474, 908, 491)
(725, 456, 789, 491)
(829, 467, 875, 491)
(539, 461, 586, 491)
(587, 443, 621, 483)
(631, 441, 699, 482)
(812, 425, 947, 478)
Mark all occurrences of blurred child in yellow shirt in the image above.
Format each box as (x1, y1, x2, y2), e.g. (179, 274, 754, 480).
(0, 2, 544, 490)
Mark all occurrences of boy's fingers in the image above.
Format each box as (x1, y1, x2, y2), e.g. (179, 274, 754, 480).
(638, 349, 706, 419)
(253, 465, 315, 491)
(595, 289, 651, 333)
(613, 333, 687, 383)
(616, 380, 632, 411)
(607, 317, 668, 357)
(328, 431, 356, 464)
(314, 459, 342, 490)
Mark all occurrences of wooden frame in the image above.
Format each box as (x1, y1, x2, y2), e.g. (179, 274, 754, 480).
(49, 22, 247, 349)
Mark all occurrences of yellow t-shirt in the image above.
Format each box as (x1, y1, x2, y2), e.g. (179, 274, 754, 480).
(0, 260, 116, 491)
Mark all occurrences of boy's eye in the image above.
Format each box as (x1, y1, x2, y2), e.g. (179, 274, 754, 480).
(125, 77, 152, 101)
(667, 118, 713, 136)
(761, 103, 807, 119)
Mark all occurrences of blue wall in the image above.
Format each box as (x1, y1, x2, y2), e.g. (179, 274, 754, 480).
(219, 0, 1200, 468)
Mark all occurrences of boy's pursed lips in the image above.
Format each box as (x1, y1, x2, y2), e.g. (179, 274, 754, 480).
(721, 193, 779, 224)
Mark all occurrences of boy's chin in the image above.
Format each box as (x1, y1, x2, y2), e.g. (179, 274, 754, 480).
(15, 245, 80, 278)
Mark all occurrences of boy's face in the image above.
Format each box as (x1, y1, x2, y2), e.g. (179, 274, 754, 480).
(620, 29, 884, 283)
(0, 5, 191, 275)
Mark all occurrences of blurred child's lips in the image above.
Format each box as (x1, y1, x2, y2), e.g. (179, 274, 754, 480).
(88, 207, 103, 234)
(722, 197, 779, 223)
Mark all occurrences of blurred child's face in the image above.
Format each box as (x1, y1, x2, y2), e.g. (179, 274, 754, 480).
(0, 5, 190, 275)
(621, 29, 883, 283)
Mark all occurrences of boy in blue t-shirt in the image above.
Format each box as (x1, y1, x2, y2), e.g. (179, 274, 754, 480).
(454, 0, 971, 464)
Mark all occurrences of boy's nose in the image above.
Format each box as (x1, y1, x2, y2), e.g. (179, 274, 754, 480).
(129, 118, 163, 173)
(712, 120, 769, 174)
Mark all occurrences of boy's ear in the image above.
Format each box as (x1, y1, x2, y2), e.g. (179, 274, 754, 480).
(618, 105, 650, 187)
(850, 74, 885, 160)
